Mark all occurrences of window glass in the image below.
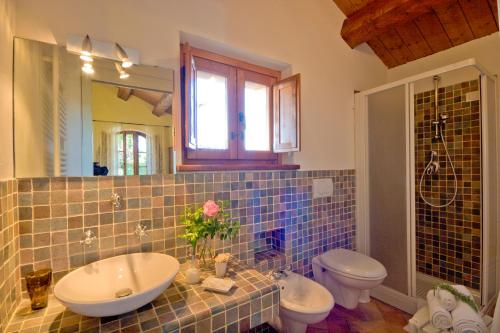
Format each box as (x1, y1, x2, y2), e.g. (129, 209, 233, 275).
(196, 70, 228, 149)
(138, 135, 147, 175)
(116, 131, 149, 175)
(126, 133, 134, 175)
(117, 133, 124, 176)
(244, 81, 269, 151)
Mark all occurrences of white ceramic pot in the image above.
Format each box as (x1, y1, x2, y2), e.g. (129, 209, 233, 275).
(215, 262, 228, 277)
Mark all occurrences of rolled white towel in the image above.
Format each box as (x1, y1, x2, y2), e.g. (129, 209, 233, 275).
(426, 289, 452, 329)
(451, 285, 487, 333)
(436, 288, 457, 312)
(409, 306, 430, 329)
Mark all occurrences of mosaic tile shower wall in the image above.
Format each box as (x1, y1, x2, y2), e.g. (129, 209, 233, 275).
(16, 170, 356, 293)
(0, 180, 21, 333)
(415, 79, 481, 290)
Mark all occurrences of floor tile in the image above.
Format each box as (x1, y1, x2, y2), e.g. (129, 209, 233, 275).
(314, 298, 411, 333)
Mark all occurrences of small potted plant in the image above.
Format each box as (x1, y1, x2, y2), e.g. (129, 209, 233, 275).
(180, 200, 240, 282)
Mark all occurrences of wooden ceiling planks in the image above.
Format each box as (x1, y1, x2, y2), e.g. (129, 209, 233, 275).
(459, 0, 498, 37)
(414, 12, 453, 53)
(396, 22, 433, 59)
(433, 1, 474, 45)
(333, 0, 499, 68)
(340, 0, 454, 48)
(334, 0, 362, 16)
(378, 29, 416, 64)
(367, 39, 399, 68)
(488, 0, 499, 24)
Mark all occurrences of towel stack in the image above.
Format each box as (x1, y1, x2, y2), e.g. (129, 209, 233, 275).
(426, 285, 487, 333)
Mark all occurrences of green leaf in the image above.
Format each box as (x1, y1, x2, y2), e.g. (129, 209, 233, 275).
(434, 284, 479, 312)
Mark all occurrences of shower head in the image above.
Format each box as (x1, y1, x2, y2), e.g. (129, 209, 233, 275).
(433, 75, 441, 82)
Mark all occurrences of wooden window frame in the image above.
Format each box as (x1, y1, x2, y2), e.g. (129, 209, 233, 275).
(118, 130, 147, 176)
(185, 56, 238, 160)
(237, 69, 277, 160)
(180, 44, 299, 171)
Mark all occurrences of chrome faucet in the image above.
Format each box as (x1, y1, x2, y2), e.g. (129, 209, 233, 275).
(268, 265, 292, 280)
(80, 230, 97, 247)
(110, 193, 121, 209)
(134, 222, 148, 241)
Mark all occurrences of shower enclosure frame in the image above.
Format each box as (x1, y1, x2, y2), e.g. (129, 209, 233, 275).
(354, 58, 499, 314)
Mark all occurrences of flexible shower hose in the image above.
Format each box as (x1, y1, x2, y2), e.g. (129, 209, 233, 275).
(418, 126, 458, 208)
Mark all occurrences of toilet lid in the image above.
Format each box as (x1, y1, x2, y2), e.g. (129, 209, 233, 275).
(319, 249, 387, 279)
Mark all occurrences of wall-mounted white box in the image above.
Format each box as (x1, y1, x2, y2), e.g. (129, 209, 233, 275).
(313, 178, 333, 198)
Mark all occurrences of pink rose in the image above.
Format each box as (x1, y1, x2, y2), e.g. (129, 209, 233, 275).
(203, 200, 220, 217)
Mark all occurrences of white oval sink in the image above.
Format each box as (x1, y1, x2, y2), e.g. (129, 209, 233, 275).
(54, 252, 179, 317)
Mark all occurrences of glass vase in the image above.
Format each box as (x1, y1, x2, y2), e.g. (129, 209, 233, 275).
(185, 254, 200, 284)
(198, 239, 215, 267)
(26, 268, 52, 310)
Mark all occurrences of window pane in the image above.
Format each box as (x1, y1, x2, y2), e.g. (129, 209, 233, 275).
(117, 133, 124, 152)
(244, 81, 269, 151)
(196, 70, 228, 149)
(117, 153, 124, 176)
(138, 152, 147, 167)
(126, 133, 134, 175)
(116, 134, 124, 176)
(138, 135, 147, 153)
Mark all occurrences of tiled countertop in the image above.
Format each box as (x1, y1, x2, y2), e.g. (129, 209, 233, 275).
(6, 260, 279, 333)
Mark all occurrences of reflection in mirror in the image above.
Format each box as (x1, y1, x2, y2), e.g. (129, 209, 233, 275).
(13, 38, 175, 177)
(92, 83, 173, 176)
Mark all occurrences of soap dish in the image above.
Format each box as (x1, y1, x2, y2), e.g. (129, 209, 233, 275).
(202, 277, 235, 293)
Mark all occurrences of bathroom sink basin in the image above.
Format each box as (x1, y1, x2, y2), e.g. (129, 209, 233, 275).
(54, 252, 179, 317)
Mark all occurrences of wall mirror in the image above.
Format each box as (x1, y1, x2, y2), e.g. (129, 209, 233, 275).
(14, 38, 174, 177)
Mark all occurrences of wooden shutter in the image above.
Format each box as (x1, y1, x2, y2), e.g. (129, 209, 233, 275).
(273, 74, 301, 152)
(183, 43, 197, 149)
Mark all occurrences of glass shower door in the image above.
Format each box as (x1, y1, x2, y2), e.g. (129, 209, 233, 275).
(367, 85, 410, 295)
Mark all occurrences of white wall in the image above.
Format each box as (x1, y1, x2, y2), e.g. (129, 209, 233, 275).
(0, 0, 15, 179)
(14, 0, 388, 170)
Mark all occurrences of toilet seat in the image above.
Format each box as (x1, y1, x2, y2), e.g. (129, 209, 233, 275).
(319, 249, 387, 281)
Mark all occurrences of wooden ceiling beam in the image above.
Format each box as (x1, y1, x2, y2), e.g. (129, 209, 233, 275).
(117, 87, 133, 101)
(366, 38, 399, 68)
(152, 94, 173, 117)
(341, 0, 455, 48)
(332, 0, 360, 16)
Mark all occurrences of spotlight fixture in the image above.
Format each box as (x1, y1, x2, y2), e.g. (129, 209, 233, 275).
(115, 62, 130, 79)
(115, 43, 133, 68)
(82, 62, 94, 75)
(80, 35, 93, 62)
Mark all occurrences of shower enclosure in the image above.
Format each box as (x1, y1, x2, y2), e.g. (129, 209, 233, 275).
(355, 59, 498, 314)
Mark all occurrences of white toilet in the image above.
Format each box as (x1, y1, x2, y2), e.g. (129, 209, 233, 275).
(312, 248, 387, 310)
